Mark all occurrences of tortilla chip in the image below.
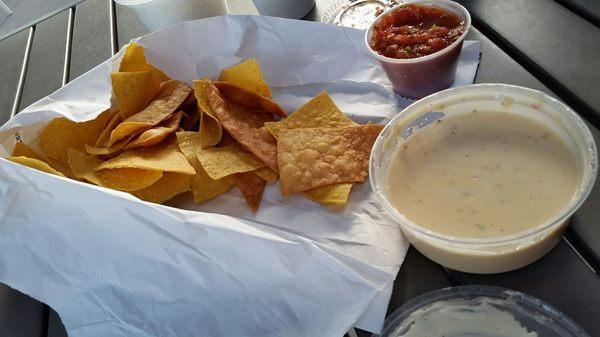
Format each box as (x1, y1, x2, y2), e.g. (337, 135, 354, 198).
(12, 142, 45, 161)
(218, 59, 272, 99)
(213, 81, 286, 117)
(181, 106, 200, 131)
(175, 131, 235, 203)
(38, 109, 113, 163)
(198, 142, 266, 180)
(266, 92, 357, 205)
(97, 136, 195, 175)
(254, 167, 278, 184)
(205, 81, 279, 171)
(124, 111, 183, 149)
(305, 184, 354, 206)
(236, 172, 266, 213)
(67, 148, 162, 191)
(131, 172, 191, 203)
(7, 156, 66, 177)
(85, 135, 135, 156)
(277, 125, 383, 195)
(194, 79, 222, 147)
(119, 41, 169, 82)
(265, 92, 355, 139)
(112, 71, 161, 119)
(95, 110, 122, 147)
(109, 80, 191, 145)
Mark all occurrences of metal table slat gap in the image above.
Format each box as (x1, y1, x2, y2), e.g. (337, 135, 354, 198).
(554, 0, 600, 28)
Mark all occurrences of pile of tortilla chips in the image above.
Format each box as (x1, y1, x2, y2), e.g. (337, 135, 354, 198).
(6, 42, 383, 212)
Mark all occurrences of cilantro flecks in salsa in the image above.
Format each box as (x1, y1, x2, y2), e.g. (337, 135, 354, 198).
(370, 5, 466, 59)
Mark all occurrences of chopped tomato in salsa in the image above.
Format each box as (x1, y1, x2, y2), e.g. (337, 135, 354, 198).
(370, 5, 465, 59)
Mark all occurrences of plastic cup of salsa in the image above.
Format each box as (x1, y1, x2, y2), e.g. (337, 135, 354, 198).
(365, 0, 471, 99)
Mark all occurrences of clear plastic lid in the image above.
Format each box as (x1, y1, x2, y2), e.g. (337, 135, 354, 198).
(375, 286, 591, 337)
(321, 0, 401, 29)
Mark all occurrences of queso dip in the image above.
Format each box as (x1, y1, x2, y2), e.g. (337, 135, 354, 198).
(386, 111, 580, 238)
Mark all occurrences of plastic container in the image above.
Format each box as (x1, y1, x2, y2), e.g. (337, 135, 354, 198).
(322, 0, 389, 30)
(251, 0, 315, 19)
(115, 0, 228, 32)
(375, 285, 591, 337)
(365, 0, 471, 99)
(370, 84, 597, 273)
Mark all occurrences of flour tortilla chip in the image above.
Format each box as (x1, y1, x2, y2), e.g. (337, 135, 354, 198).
(265, 92, 355, 139)
(124, 111, 183, 149)
(197, 142, 266, 180)
(131, 172, 190, 203)
(109, 80, 191, 146)
(7, 156, 66, 177)
(38, 109, 113, 163)
(111, 71, 161, 119)
(236, 172, 266, 213)
(67, 148, 162, 191)
(277, 125, 384, 195)
(213, 81, 286, 117)
(254, 167, 278, 184)
(194, 79, 222, 147)
(266, 92, 356, 205)
(205, 81, 279, 171)
(97, 136, 195, 174)
(218, 59, 272, 99)
(175, 131, 235, 203)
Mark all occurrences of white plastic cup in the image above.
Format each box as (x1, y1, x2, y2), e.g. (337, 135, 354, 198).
(370, 84, 598, 274)
(115, 0, 229, 32)
(251, 0, 315, 19)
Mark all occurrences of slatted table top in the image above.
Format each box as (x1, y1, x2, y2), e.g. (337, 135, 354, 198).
(1, 1, 599, 336)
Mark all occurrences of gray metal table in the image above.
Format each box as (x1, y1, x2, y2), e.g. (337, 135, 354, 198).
(1, 0, 599, 336)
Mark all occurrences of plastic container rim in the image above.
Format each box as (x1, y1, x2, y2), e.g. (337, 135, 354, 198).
(369, 83, 598, 247)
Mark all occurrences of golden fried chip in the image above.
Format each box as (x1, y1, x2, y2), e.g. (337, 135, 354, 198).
(254, 167, 278, 184)
(205, 81, 279, 171)
(7, 156, 66, 177)
(194, 79, 222, 147)
(97, 137, 195, 175)
(124, 111, 182, 150)
(265, 92, 355, 139)
(214, 81, 286, 117)
(38, 109, 113, 163)
(197, 142, 266, 180)
(305, 184, 354, 206)
(277, 125, 383, 195)
(218, 59, 272, 99)
(109, 80, 191, 145)
(95, 110, 122, 147)
(67, 148, 162, 191)
(175, 131, 235, 203)
(12, 142, 45, 161)
(265, 92, 357, 205)
(85, 135, 135, 156)
(181, 106, 200, 131)
(112, 71, 160, 119)
(119, 41, 169, 83)
(131, 172, 190, 203)
(236, 172, 266, 213)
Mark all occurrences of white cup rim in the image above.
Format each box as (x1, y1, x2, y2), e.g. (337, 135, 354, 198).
(364, 0, 472, 64)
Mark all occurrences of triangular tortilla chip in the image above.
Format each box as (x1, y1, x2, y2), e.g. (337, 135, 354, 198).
(7, 156, 66, 177)
(111, 71, 160, 119)
(124, 111, 183, 149)
(131, 172, 191, 204)
(236, 172, 266, 213)
(213, 81, 286, 117)
(194, 79, 223, 147)
(278, 125, 383, 195)
(218, 59, 272, 99)
(197, 142, 266, 180)
(254, 167, 278, 184)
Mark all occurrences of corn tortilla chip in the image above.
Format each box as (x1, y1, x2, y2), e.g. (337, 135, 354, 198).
(109, 80, 191, 146)
(97, 136, 195, 175)
(278, 125, 383, 196)
(124, 111, 183, 150)
(7, 156, 66, 177)
(12, 142, 46, 161)
(95, 110, 122, 147)
(197, 142, 266, 180)
(119, 41, 169, 82)
(254, 167, 278, 184)
(38, 109, 113, 163)
(305, 184, 354, 206)
(194, 79, 222, 147)
(213, 81, 286, 117)
(85, 135, 135, 156)
(175, 131, 235, 203)
(112, 71, 161, 119)
(236, 172, 266, 213)
(67, 148, 162, 191)
(131, 172, 191, 203)
(205, 82, 279, 171)
(218, 59, 272, 99)
(265, 92, 355, 139)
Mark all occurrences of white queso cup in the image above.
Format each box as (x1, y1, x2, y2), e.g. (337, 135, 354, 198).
(370, 84, 598, 274)
(115, 0, 229, 32)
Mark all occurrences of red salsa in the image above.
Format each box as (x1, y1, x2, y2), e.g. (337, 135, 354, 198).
(370, 5, 466, 59)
